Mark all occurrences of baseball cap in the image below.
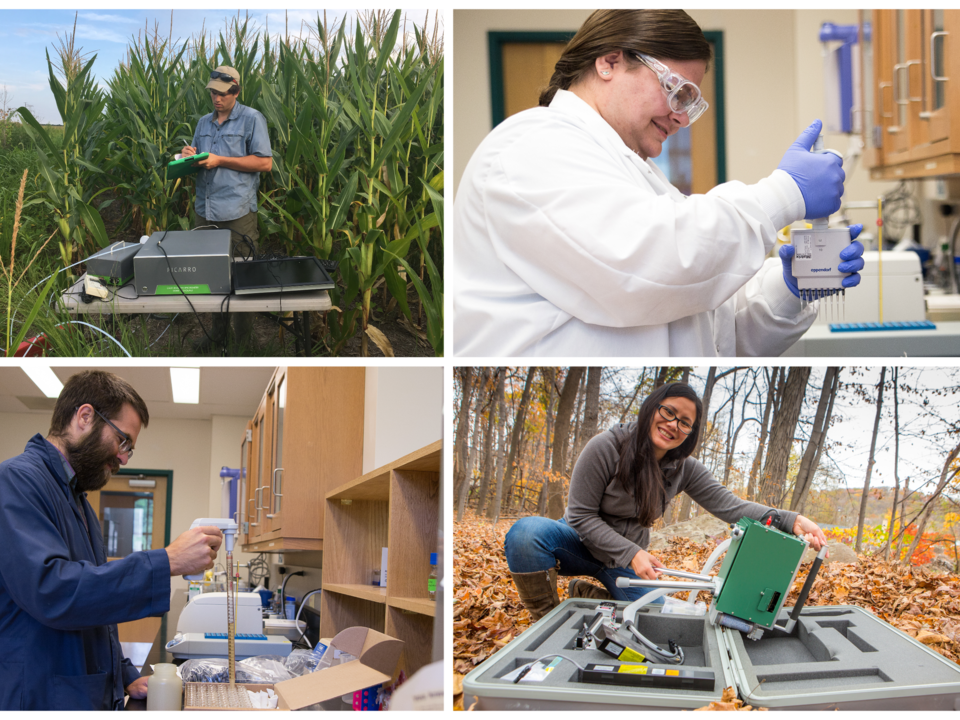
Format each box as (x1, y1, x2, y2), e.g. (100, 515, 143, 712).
(205, 66, 240, 93)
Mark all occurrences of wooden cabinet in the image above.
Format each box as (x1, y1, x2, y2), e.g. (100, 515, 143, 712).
(320, 440, 441, 677)
(240, 367, 365, 553)
(864, 9, 960, 179)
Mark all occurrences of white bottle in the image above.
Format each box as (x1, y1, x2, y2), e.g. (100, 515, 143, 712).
(147, 663, 183, 711)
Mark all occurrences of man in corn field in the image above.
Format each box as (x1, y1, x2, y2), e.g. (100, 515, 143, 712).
(181, 65, 272, 351)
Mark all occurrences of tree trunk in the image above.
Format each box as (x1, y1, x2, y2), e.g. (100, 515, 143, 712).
(546, 367, 585, 520)
(883, 368, 900, 561)
(454, 368, 475, 522)
(855, 367, 886, 553)
(466, 368, 488, 508)
(759, 367, 811, 507)
(676, 367, 739, 524)
(574, 367, 602, 463)
(571, 370, 587, 467)
(748, 367, 780, 501)
(475, 369, 496, 517)
(537, 369, 556, 516)
(902, 439, 960, 564)
(490, 367, 537, 524)
(790, 367, 840, 513)
(493, 373, 507, 517)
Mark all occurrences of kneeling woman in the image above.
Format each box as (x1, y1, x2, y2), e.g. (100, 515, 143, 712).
(505, 382, 827, 620)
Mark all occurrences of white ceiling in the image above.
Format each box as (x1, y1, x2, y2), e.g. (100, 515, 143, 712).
(0, 366, 277, 420)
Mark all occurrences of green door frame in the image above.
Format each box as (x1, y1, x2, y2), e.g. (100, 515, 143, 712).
(487, 29, 726, 183)
(115, 468, 173, 546)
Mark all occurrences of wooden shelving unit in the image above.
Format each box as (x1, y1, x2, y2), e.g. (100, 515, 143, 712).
(321, 439, 441, 676)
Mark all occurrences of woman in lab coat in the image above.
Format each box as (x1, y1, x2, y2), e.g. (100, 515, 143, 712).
(454, 9, 864, 357)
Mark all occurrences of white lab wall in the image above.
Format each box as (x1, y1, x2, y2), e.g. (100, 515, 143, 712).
(452, 9, 896, 217)
(362, 366, 443, 473)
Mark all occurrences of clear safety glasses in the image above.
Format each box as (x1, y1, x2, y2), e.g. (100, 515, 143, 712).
(633, 53, 709, 125)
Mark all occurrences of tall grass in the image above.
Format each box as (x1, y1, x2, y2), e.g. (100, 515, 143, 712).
(16, 9, 444, 356)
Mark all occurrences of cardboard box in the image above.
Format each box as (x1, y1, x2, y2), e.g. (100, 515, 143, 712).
(185, 626, 403, 711)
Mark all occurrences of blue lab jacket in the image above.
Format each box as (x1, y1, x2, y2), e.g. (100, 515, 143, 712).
(0, 434, 171, 710)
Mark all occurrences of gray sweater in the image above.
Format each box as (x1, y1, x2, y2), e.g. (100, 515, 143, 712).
(563, 423, 799, 569)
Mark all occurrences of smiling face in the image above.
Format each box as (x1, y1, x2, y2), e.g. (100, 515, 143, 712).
(648, 396, 697, 461)
(593, 53, 707, 159)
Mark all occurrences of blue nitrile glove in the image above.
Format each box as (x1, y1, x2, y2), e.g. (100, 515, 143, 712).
(777, 119, 846, 219)
(780, 224, 864, 298)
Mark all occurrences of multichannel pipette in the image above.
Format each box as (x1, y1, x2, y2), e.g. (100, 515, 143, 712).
(184, 518, 239, 684)
(790, 135, 853, 323)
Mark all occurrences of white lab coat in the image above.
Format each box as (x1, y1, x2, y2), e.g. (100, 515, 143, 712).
(453, 90, 816, 357)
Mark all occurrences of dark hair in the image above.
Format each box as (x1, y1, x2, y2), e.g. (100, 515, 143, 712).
(614, 382, 702, 526)
(539, 10, 713, 106)
(49, 370, 150, 438)
(227, 85, 241, 97)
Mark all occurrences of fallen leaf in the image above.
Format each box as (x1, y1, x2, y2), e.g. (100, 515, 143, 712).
(364, 325, 395, 356)
(453, 672, 463, 695)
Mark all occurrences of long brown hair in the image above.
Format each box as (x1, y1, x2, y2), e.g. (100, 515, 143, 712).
(539, 10, 712, 106)
(615, 382, 702, 526)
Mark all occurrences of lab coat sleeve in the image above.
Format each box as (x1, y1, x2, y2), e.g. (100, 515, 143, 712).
(121, 656, 140, 691)
(678, 458, 799, 534)
(565, 433, 643, 569)
(483, 115, 805, 327)
(0, 463, 170, 631)
(715, 257, 817, 356)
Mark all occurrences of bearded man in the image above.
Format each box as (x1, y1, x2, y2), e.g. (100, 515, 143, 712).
(0, 370, 223, 710)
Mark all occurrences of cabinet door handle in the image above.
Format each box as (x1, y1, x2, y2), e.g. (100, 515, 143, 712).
(249, 498, 258, 527)
(267, 468, 284, 518)
(879, 82, 894, 118)
(931, 31, 949, 82)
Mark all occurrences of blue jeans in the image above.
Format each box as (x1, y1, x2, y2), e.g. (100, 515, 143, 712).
(504, 516, 663, 603)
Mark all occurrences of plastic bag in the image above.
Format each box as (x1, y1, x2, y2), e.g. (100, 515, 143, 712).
(180, 655, 294, 684)
(283, 648, 322, 677)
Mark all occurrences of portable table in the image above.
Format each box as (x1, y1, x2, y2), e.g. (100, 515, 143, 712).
(60, 274, 332, 356)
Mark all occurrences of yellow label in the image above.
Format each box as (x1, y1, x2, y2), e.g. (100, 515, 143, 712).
(618, 647, 646, 663)
(618, 665, 648, 675)
(666, 669, 680, 676)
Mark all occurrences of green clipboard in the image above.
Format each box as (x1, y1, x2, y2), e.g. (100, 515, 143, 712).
(167, 153, 209, 180)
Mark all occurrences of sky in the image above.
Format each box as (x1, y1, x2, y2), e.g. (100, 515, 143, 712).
(0, 8, 433, 124)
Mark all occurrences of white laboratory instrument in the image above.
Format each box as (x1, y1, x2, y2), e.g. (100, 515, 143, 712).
(167, 592, 292, 659)
(176, 592, 263, 635)
(812, 250, 925, 325)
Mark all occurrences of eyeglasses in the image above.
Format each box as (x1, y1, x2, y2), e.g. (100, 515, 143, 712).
(209, 71, 237, 84)
(657, 404, 695, 435)
(210, 90, 230, 98)
(632, 53, 709, 125)
(92, 408, 135, 458)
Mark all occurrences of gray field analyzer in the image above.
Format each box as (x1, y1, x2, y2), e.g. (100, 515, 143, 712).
(134, 229, 232, 295)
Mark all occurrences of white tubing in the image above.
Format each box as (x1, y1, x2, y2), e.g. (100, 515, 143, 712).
(681, 538, 732, 606)
(622, 587, 672, 625)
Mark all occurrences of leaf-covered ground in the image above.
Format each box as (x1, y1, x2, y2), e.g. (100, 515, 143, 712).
(453, 512, 960, 711)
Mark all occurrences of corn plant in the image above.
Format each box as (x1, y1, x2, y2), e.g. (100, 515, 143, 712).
(16, 10, 444, 356)
(18, 20, 118, 272)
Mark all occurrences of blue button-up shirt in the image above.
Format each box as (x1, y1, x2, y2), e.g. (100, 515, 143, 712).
(191, 101, 272, 222)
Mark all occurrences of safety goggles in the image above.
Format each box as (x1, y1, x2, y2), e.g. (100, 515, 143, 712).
(209, 70, 237, 84)
(92, 407, 135, 458)
(632, 53, 708, 125)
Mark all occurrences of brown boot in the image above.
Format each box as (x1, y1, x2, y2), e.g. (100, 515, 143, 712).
(568, 578, 612, 600)
(510, 568, 561, 622)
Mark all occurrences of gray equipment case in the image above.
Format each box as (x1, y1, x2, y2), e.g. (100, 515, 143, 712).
(462, 599, 960, 711)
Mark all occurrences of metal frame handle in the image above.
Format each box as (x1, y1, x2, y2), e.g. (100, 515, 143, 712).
(248, 497, 258, 527)
(267, 468, 284, 518)
(931, 30, 949, 82)
(878, 82, 894, 119)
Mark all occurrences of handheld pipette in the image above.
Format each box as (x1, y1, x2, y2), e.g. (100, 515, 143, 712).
(185, 518, 239, 685)
(790, 135, 854, 323)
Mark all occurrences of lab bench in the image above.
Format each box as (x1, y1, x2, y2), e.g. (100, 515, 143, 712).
(782, 320, 960, 356)
(124, 592, 344, 711)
